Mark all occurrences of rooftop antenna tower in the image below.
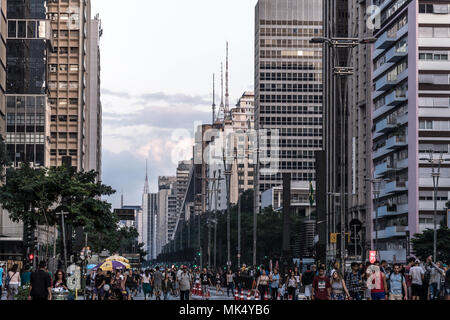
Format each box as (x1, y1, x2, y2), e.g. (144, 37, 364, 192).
(212, 73, 216, 124)
(144, 159, 149, 194)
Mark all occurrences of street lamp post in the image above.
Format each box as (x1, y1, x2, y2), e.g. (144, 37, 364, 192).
(311, 35, 376, 269)
(237, 192, 241, 268)
(366, 178, 385, 257)
(328, 192, 348, 275)
(56, 211, 69, 271)
(420, 152, 450, 263)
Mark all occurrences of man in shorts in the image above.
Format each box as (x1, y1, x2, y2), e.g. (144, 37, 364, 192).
(410, 259, 424, 300)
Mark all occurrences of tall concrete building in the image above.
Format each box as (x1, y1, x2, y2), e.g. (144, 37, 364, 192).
(156, 176, 176, 256)
(230, 92, 255, 204)
(47, 0, 92, 170)
(370, 0, 450, 262)
(254, 0, 323, 205)
(141, 163, 157, 261)
(175, 160, 192, 221)
(347, 0, 373, 259)
(86, 14, 102, 175)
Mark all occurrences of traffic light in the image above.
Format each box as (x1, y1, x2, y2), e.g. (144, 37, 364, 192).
(28, 253, 35, 261)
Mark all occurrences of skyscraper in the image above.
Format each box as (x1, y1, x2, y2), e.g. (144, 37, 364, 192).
(47, 0, 93, 170)
(86, 13, 102, 176)
(322, 0, 350, 264)
(254, 0, 323, 208)
(6, 0, 50, 168)
(4, 0, 51, 262)
(371, 0, 450, 262)
(347, 0, 373, 259)
(230, 91, 255, 204)
(156, 176, 176, 256)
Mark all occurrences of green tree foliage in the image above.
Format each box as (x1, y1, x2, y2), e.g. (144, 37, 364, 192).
(0, 164, 137, 256)
(411, 226, 450, 263)
(159, 189, 305, 266)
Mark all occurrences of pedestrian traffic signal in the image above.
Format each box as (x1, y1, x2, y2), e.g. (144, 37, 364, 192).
(28, 253, 34, 261)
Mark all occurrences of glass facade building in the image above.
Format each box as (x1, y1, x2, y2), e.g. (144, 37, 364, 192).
(254, 0, 323, 207)
(6, 0, 49, 167)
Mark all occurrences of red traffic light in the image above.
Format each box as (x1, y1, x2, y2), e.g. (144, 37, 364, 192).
(28, 253, 35, 260)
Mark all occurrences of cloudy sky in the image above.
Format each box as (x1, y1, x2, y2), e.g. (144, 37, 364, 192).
(91, 0, 258, 208)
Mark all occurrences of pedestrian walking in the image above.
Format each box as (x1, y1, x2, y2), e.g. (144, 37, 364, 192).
(142, 270, 152, 300)
(0, 265, 4, 299)
(367, 265, 388, 300)
(215, 272, 224, 295)
(226, 269, 235, 297)
(200, 268, 212, 300)
(387, 264, 408, 300)
(92, 268, 106, 300)
(6, 264, 20, 300)
(425, 256, 445, 300)
(330, 271, 350, 300)
(345, 262, 363, 300)
(152, 266, 163, 300)
(444, 266, 450, 300)
(162, 272, 173, 300)
(179, 266, 192, 301)
(301, 265, 315, 300)
(256, 267, 270, 300)
(312, 266, 331, 300)
(410, 259, 424, 300)
(269, 269, 280, 301)
(28, 261, 52, 301)
(53, 270, 68, 291)
(286, 272, 297, 300)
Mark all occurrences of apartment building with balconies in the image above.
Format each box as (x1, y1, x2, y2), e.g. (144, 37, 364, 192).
(371, 0, 450, 262)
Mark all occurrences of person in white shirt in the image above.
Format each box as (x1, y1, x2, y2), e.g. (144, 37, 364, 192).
(6, 264, 21, 300)
(410, 259, 424, 300)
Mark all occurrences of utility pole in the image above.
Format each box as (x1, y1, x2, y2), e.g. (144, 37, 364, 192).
(56, 211, 69, 271)
(237, 193, 241, 268)
(420, 151, 449, 263)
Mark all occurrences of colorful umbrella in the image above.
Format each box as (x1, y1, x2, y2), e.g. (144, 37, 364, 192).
(87, 264, 97, 270)
(93, 260, 129, 271)
(105, 255, 130, 264)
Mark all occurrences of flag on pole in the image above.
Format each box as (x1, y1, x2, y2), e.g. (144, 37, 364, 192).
(309, 181, 315, 206)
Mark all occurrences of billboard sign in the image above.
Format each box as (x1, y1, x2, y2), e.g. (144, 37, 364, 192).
(369, 251, 377, 264)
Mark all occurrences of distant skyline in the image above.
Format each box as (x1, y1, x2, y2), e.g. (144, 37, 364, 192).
(92, 0, 257, 208)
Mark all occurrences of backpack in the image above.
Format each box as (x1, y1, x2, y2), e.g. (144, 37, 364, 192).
(5, 272, 18, 289)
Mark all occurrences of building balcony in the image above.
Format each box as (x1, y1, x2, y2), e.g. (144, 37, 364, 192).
(374, 158, 408, 177)
(386, 135, 407, 150)
(386, 90, 408, 107)
(386, 45, 408, 63)
(373, 226, 408, 239)
(384, 180, 408, 195)
(375, 118, 396, 134)
(375, 68, 408, 92)
(375, 24, 408, 50)
(373, 145, 391, 160)
(376, 203, 409, 218)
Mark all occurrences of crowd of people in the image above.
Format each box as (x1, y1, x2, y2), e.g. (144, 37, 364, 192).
(0, 261, 69, 300)
(2, 254, 449, 301)
(84, 254, 450, 301)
